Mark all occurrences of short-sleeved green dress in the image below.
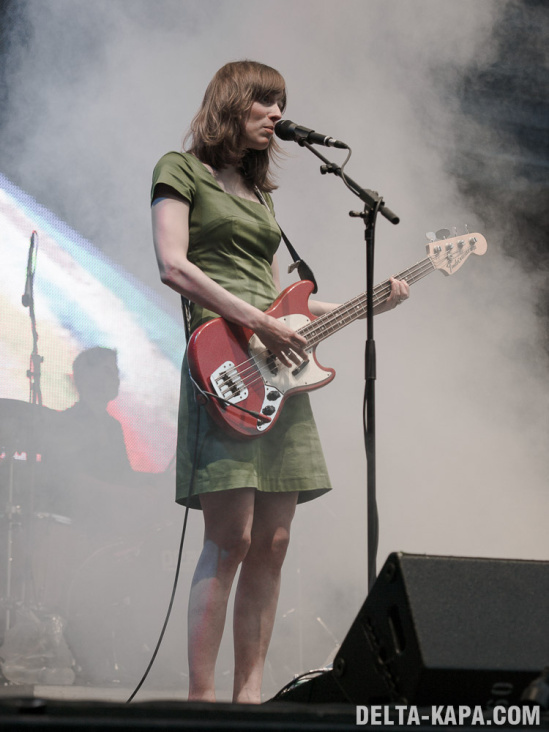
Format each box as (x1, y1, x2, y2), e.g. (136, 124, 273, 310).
(151, 152, 332, 509)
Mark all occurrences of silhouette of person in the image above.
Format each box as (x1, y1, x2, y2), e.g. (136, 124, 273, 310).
(57, 347, 132, 485)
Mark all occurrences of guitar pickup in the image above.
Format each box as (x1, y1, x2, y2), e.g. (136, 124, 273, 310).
(266, 352, 279, 376)
(291, 360, 309, 378)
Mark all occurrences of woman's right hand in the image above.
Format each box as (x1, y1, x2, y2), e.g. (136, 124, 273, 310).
(252, 313, 309, 369)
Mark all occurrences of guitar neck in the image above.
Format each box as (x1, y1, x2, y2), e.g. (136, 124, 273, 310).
(298, 255, 436, 347)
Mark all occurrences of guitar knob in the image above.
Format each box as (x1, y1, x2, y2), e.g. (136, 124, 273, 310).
(434, 245, 442, 254)
(457, 239, 465, 248)
(262, 405, 275, 416)
(267, 391, 281, 401)
(445, 243, 454, 252)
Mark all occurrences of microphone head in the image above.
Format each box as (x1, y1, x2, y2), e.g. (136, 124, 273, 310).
(274, 119, 297, 141)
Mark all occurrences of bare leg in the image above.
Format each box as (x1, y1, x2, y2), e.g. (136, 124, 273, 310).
(187, 488, 255, 701)
(232, 491, 298, 703)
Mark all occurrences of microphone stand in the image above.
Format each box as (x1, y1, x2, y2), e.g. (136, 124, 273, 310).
(24, 233, 44, 410)
(22, 232, 43, 610)
(297, 141, 399, 590)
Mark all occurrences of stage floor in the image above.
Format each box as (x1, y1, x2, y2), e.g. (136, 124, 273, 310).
(0, 683, 547, 731)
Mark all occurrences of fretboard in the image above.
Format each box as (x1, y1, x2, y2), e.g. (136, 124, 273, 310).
(298, 256, 436, 347)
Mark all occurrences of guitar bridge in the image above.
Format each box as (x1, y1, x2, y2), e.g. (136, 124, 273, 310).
(210, 361, 248, 404)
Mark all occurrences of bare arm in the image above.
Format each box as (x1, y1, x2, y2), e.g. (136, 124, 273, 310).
(152, 197, 307, 366)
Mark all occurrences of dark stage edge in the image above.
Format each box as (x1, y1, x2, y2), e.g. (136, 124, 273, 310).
(0, 693, 547, 731)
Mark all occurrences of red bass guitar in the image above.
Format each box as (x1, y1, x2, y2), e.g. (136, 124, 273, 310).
(187, 232, 487, 439)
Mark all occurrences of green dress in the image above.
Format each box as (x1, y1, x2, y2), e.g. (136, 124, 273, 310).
(151, 152, 332, 508)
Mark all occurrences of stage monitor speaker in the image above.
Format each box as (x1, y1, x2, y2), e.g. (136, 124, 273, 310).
(331, 552, 549, 707)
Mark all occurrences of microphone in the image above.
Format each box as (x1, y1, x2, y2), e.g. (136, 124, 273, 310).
(22, 231, 37, 308)
(275, 119, 348, 149)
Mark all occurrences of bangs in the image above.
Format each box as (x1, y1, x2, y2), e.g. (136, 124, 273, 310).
(248, 69, 287, 113)
(205, 61, 287, 115)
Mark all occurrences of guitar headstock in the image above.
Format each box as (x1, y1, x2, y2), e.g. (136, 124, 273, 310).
(425, 230, 487, 276)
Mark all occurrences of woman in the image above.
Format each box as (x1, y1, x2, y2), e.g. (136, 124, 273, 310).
(151, 60, 409, 703)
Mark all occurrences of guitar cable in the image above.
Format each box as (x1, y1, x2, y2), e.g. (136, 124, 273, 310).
(126, 397, 201, 703)
(127, 297, 202, 702)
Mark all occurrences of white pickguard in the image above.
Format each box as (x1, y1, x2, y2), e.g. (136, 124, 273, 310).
(248, 313, 332, 395)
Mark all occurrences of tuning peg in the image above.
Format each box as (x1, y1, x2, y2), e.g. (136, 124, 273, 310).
(435, 228, 451, 240)
(426, 231, 437, 242)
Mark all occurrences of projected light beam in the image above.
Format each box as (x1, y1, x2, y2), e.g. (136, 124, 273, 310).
(0, 172, 184, 472)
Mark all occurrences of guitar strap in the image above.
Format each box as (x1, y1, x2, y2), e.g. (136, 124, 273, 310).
(254, 189, 318, 294)
(181, 296, 192, 343)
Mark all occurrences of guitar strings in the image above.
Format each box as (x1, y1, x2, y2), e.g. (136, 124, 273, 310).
(215, 258, 435, 398)
(217, 258, 435, 400)
(212, 257, 436, 401)
(299, 258, 435, 346)
(214, 233, 483, 403)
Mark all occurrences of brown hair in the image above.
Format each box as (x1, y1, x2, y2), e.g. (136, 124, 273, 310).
(184, 60, 286, 193)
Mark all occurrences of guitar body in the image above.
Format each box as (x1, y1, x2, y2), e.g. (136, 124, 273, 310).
(187, 280, 335, 439)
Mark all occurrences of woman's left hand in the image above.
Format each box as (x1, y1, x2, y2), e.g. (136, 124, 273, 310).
(374, 277, 410, 314)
